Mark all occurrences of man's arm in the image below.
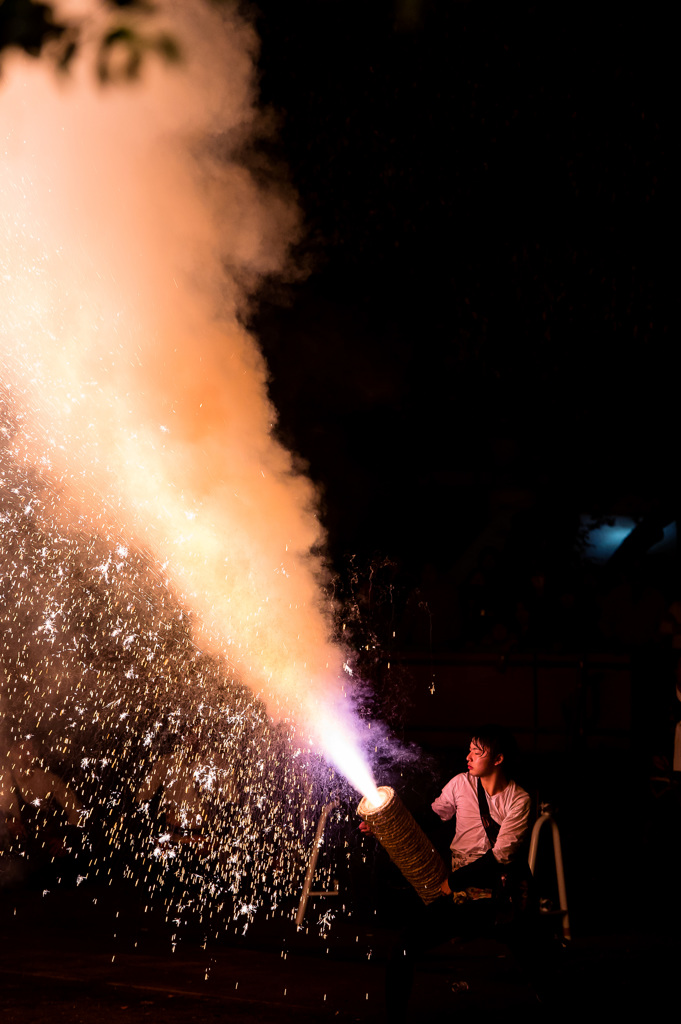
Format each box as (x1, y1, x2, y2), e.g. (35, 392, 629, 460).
(491, 788, 531, 864)
(431, 776, 458, 821)
(445, 848, 501, 890)
(442, 786, 531, 892)
(25, 770, 84, 826)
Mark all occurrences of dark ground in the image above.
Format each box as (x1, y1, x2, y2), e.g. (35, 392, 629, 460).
(0, 866, 675, 1023)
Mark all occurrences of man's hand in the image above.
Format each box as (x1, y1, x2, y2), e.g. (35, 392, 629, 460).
(359, 820, 373, 835)
(440, 878, 452, 895)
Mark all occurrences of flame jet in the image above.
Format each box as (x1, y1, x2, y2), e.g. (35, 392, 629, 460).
(0, 1, 378, 801)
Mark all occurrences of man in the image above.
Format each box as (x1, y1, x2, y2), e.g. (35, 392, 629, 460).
(384, 725, 532, 1021)
(435, 725, 530, 890)
(136, 732, 211, 848)
(1, 736, 84, 832)
(0, 735, 85, 884)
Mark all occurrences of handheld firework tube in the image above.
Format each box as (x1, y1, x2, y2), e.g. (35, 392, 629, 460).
(358, 786, 447, 904)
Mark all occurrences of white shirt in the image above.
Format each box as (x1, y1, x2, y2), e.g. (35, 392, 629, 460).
(431, 772, 530, 869)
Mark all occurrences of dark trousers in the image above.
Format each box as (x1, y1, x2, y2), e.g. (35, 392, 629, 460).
(385, 894, 499, 1023)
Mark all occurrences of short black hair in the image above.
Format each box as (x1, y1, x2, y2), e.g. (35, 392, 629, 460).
(470, 724, 519, 778)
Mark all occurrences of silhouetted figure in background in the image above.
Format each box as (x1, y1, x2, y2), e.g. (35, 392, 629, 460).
(0, 735, 84, 886)
(136, 730, 236, 851)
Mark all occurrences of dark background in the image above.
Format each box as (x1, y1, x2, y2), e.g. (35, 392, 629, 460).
(250, 1, 672, 590)
(247, 13, 679, 906)
(0, 1, 678, 966)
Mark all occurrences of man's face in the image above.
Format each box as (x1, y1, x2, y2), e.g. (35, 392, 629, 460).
(466, 740, 501, 778)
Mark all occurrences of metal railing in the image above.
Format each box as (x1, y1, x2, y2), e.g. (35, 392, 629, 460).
(297, 796, 572, 942)
(528, 802, 571, 941)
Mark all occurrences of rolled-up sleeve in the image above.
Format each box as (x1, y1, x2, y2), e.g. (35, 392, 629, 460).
(492, 788, 531, 864)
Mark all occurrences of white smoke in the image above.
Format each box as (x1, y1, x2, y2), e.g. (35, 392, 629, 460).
(0, 0, 377, 798)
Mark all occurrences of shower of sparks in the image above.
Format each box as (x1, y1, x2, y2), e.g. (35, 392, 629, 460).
(0, 0, 383, 937)
(0, 0, 380, 799)
(0, 419, 355, 932)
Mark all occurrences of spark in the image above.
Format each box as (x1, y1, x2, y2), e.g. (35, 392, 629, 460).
(0, 0, 390, 949)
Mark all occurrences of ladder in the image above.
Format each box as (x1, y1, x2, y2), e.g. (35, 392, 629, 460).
(295, 799, 340, 928)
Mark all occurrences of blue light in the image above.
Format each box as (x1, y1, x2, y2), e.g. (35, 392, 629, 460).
(580, 516, 637, 564)
(580, 516, 677, 563)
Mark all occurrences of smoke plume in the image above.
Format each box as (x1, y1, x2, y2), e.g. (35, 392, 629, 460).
(0, 1, 375, 796)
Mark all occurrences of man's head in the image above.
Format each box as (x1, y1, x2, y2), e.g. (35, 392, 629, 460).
(467, 725, 518, 781)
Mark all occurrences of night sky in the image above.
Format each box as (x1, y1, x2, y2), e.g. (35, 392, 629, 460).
(248, 3, 671, 590)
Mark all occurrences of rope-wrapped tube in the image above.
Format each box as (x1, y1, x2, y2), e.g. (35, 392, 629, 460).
(358, 785, 447, 904)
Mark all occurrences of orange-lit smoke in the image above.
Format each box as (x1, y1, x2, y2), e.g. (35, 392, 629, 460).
(0, 1, 378, 801)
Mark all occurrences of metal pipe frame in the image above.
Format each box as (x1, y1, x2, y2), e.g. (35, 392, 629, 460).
(528, 807, 571, 942)
(295, 799, 340, 928)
